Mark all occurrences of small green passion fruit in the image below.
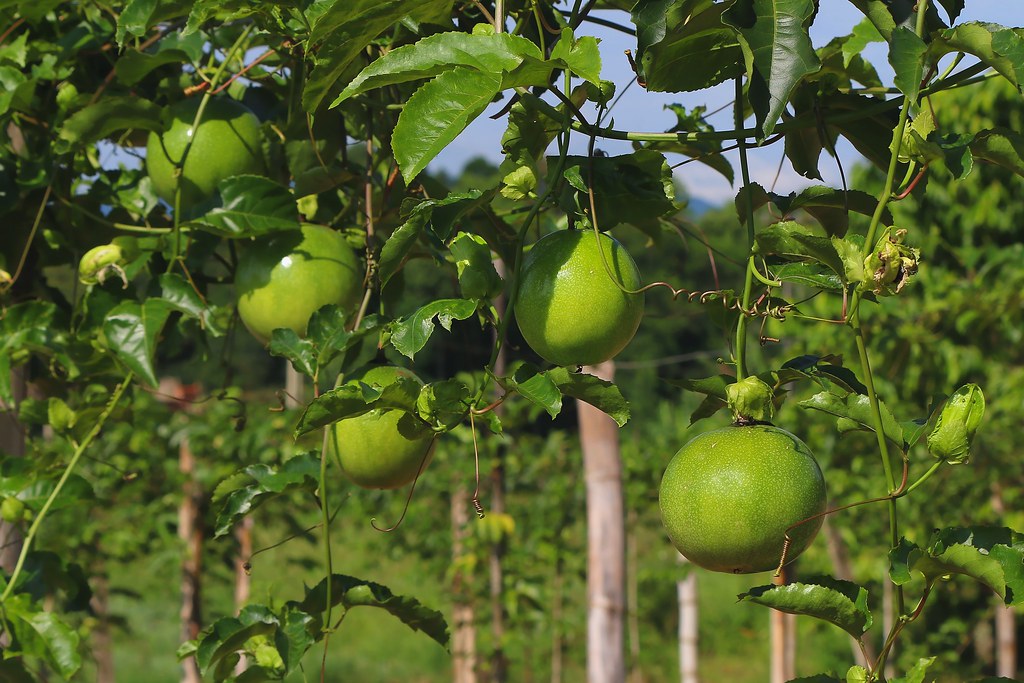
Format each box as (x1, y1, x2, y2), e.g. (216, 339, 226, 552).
(659, 424, 827, 574)
(234, 224, 363, 345)
(330, 366, 437, 490)
(145, 97, 265, 209)
(514, 229, 644, 367)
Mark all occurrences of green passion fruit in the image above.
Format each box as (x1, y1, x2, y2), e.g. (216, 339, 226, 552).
(659, 424, 827, 574)
(330, 366, 436, 490)
(146, 97, 265, 209)
(514, 229, 644, 367)
(235, 224, 362, 345)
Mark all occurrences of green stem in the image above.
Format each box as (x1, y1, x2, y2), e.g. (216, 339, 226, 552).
(902, 460, 943, 496)
(734, 76, 757, 382)
(846, 0, 931, 633)
(318, 425, 334, 678)
(1, 374, 133, 602)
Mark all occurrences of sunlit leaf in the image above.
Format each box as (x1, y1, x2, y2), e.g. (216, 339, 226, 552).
(739, 576, 873, 637)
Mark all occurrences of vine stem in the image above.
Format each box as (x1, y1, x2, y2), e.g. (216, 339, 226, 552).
(845, 0, 931, 652)
(318, 424, 334, 683)
(1, 374, 133, 602)
(734, 75, 757, 382)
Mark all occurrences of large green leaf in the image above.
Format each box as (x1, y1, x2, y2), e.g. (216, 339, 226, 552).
(293, 382, 383, 436)
(298, 574, 450, 650)
(723, 0, 821, 137)
(557, 150, 676, 231)
(102, 298, 173, 387)
(5, 595, 82, 679)
(754, 221, 846, 277)
(188, 176, 300, 238)
(389, 298, 479, 359)
(970, 128, 1024, 179)
(57, 96, 163, 146)
(928, 23, 1024, 89)
(546, 367, 630, 427)
(631, 0, 743, 92)
(739, 577, 873, 637)
(0, 301, 56, 406)
(889, 27, 927, 103)
(799, 390, 905, 450)
(889, 527, 1024, 605)
(392, 67, 502, 183)
(502, 363, 563, 419)
(212, 453, 320, 538)
(330, 31, 542, 108)
(302, 0, 455, 112)
(115, 48, 192, 86)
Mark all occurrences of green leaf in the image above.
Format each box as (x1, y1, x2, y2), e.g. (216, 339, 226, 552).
(293, 382, 382, 437)
(115, 48, 192, 86)
(549, 27, 602, 84)
(970, 128, 1024, 180)
(303, 0, 456, 112)
(504, 363, 563, 418)
(928, 23, 1024, 89)
(159, 273, 222, 333)
(754, 221, 846, 278)
(212, 454, 320, 538)
(890, 527, 1024, 605)
(926, 383, 985, 464)
(195, 606, 279, 675)
(57, 96, 163, 146)
(557, 150, 676, 232)
(102, 299, 172, 387)
(739, 577, 873, 637)
(392, 67, 502, 183)
(115, 0, 158, 44)
(499, 94, 566, 199)
(799, 390, 904, 450)
(381, 192, 490, 283)
(330, 31, 542, 108)
(772, 186, 891, 237)
(307, 305, 354, 367)
(545, 367, 630, 427)
(0, 301, 56, 405)
(6, 596, 82, 678)
(632, 0, 743, 93)
(188, 176, 299, 238)
(267, 329, 317, 378)
(723, 0, 821, 137)
(842, 17, 885, 68)
(298, 575, 450, 650)
(889, 27, 927, 103)
(379, 212, 429, 286)
(771, 263, 843, 291)
(389, 298, 479, 360)
(891, 657, 936, 683)
(450, 232, 502, 301)
(416, 379, 471, 431)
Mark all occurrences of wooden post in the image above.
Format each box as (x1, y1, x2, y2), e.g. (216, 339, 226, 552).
(579, 361, 625, 683)
(452, 485, 478, 683)
(677, 554, 698, 683)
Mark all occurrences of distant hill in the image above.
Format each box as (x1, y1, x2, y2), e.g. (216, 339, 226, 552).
(684, 196, 716, 217)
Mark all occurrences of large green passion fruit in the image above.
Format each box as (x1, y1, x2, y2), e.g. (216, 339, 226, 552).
(330, 366, 437, 490)
(659, 424, 827, 574)
(235, 224, 362, 345)
(514, 229, 644, 367)
(146, 97, 265, 209)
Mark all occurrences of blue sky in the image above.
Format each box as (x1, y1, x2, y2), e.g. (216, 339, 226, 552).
(430, 2, 1024, 206)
